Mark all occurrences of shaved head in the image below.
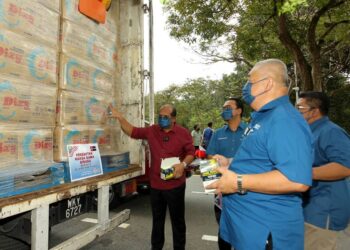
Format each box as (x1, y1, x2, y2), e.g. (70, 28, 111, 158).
(250, 59, 288, 87)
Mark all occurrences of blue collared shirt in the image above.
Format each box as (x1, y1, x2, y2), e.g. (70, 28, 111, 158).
(303, 116, 350, 231)
(206, 122, 247, 158)
(220, 96, 313, 250)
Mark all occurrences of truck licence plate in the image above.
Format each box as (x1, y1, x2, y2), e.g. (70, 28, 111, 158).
(63, 195, 86, 219)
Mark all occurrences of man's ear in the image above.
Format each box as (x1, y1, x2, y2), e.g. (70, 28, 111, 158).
(310, 107, 320, 118)
(266, 77, 274, 91)
(236, 108, 242, 116)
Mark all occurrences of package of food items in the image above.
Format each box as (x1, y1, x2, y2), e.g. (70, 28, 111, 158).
(0, 76, 56, 125)
(0, 0, 60, 47)
(0, 29, 57, 86)
(61, 21, 117, 71)
(160, 157, 180, 180)
(57, 90, 112, 125)
(199, 159, 221, 193)
(54, 125, 115, 162)
(59, 53, 113, 95)
(62, 0, 117, 40)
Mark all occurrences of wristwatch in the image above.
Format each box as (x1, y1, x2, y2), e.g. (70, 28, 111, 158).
(181, 162, 188, 168)
(237, 174, 247, 195)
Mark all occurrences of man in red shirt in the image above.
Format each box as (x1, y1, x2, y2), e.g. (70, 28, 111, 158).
(108, 104, 195, 250)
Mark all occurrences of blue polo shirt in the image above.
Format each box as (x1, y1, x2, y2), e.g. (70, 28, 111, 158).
(220, 96, 313, 250)
(202, 127, 213, 147)
(206, 122, 247, 158)
(303, 116, 350, 231)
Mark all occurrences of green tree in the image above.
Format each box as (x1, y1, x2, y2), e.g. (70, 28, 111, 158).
(330, 84, 350, 132)
(165, 0, 350, 91)
(146, 68, 251, 130)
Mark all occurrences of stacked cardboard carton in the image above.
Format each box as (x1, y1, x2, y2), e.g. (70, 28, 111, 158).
(0, 0, 60, 167)
(0, 0, 123, 195)
(0, 0, 64, 195)
(54, 0, 118, 162)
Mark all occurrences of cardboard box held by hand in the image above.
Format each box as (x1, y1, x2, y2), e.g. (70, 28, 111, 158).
(160, 157, 180, 180)
(199, 159, 221, 193)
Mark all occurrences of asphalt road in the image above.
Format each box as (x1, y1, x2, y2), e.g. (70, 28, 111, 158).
(49, 175, 220, 250)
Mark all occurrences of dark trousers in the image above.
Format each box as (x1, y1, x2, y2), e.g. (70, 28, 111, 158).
(150, 184, 186, 250)
(214, 205, 232, 250)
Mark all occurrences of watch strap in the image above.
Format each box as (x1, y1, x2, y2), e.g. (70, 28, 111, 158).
(237, 174, 247, 195)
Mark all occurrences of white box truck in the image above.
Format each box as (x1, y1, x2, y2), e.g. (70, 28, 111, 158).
(0, 0, 151, 249)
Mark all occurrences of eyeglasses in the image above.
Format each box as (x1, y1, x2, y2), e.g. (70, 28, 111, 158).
(296, 105, 315, 113)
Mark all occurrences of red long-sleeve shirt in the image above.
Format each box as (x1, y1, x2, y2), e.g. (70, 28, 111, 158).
(131, 124, 195, 190)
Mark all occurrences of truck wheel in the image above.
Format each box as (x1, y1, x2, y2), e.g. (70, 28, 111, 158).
(137, 184, 150, 194)
(92, 186, 120, 209)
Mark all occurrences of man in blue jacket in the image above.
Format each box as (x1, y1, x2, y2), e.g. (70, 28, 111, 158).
(297, 91, 350, 250)
(201, 122, 214, 149)
(207, 59, 313, 250)
(206, 97, 247, 250)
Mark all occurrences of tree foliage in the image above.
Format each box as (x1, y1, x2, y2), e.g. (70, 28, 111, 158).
(146, 66, 251, 131)
(164, 0, 350, 91)
(146, 69, 350, 132)
(329, 84, 350, 132)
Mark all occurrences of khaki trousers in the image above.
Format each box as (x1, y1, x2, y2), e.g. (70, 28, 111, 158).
(305, 223, 350, 250)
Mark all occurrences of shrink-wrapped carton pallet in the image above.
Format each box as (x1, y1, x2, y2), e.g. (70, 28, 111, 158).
(0, 127, 54, 167)
(0, 130, 18, 166)
(0, 0, 62, 198)
(62, 0, 117, 40)
(89, 126, 113, 152)
(54, 126, 90, 162)
(61, 21, 117, 71)
(0, 0, 60, 47)
(0, 162, 65, 198)
(57, 90, 111, 125)
(0, 76, 56, 125)
(59, 53, 113, 95)
(36, 0, 60, 13)
(0, 29, 57, 85)
(54, 125, 115, 162)
(18, 128, 53, 162)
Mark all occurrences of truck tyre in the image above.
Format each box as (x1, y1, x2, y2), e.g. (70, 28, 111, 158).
(92, 186, 119, 209)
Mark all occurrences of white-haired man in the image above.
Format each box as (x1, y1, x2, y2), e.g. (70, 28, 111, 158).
(208, 59, 313, 250)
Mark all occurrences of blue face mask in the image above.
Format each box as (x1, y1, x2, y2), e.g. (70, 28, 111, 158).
(158, 116, 171, 129)
(221, 108, 233, 121)
(242, 81, 255, 105)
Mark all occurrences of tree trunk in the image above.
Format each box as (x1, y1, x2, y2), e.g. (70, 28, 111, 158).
(306, 0, 346, 91)
(277, 14, 313, 91)
(310, 53, 323, 91)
